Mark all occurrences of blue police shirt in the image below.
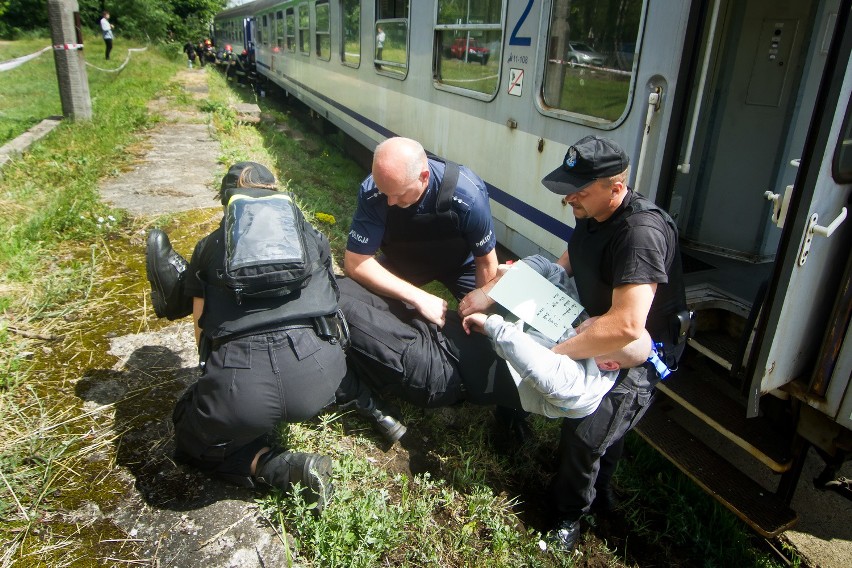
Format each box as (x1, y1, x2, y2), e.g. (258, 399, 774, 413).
(346, 158, 497, 260)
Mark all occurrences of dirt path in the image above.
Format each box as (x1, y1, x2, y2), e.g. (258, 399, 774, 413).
(91, 68, 297, 567)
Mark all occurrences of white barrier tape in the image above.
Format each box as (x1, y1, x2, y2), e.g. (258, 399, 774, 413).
(85, 46, 148, 73)
(53, 43, 84, 50)
(0, 46, 51, 72)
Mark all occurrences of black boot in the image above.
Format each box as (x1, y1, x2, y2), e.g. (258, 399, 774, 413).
(336, 374, 407, 444)
(354, 395, 408, 444)
(254, 450, 334, 514)
(492, 406, 533, 454)
(146, 229, 192, 320)
(590, 483, 620, 514)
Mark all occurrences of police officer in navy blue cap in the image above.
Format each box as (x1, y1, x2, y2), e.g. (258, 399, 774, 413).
(543, 135, 688, 550)
(461, 135, 688, 551)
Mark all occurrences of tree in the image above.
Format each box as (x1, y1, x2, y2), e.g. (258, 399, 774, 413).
(0, 0, 226, 41)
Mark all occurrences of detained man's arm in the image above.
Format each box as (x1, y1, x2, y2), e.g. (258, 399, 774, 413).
(344, 250, 448, 326)
(556, 249, 572, 276)
(484, 314, 584, 397)
(192, 297, 204, 347)
(552, 282, 656, 359)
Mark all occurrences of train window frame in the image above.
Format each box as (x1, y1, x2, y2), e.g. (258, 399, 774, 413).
(276, 10, 285, 50)
(375, 0, 410, 80)
(833, 94, 852, 182)
(340, 0, 361, 68)
(298, 3, 310, 56)
(433, 0, 504, 101)
(534, 0, 647, 130)
(286, 8, 296, 52)
(315, 1, 331, 61)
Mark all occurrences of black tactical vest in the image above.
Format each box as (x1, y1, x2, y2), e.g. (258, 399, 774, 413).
(569, 190, 687, 351)
(381, 160, 472, 285)
(200, 218, 339, 341)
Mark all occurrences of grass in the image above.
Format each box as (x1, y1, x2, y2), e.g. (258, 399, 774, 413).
(0, 36, 789, 567)
(0, 38, 182, 565)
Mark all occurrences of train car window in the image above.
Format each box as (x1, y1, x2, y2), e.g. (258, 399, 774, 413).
(542, 0, 642, 125)
(833, 96, 852, 182)
(299, 4, 310, 56)
(258, 15, 265, 46)
(375, 1, 409, 78)
(286, 9, 296, 52)
(276, 11, 285, 50)
(316, 1, 331, 60)
(434, 0, 502, 98)
(341, 0, 361, 67)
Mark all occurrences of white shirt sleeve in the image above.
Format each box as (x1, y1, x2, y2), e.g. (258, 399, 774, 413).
(485, 315, 587, 398)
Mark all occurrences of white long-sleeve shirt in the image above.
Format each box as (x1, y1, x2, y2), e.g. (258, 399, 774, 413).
(484, 314, 617, 419)
(100, 18, 113, 40)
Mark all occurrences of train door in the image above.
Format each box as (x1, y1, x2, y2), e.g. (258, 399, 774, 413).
(667, 0, 850, 404)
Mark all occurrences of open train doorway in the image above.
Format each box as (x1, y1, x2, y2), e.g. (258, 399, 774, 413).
(665, 0, 839, 374)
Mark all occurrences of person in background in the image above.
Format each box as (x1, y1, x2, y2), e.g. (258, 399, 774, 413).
(100, 11, 113, 60)
(375, 26, 385, 68)
(183, 40, 197, 68)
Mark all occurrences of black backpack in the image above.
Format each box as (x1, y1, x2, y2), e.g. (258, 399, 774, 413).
(219, 188, 315, 303)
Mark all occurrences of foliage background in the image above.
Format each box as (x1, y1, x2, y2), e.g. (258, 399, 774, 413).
(0, 0, 228, 42)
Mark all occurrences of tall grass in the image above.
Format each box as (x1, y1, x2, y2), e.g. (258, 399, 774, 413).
(0, 38, 180, 565)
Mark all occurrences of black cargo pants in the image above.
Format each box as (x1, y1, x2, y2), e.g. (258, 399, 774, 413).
(550, 362, 657, 521)
(337, 277, 523, 410)
(172, 327, 344, 479)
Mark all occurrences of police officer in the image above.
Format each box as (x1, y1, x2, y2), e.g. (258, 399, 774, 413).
(463, 136, 688, 550)
(150, 163, 405, 512)
(170, 162, 337, 510)
(543, 136, 688, 550)
(343, 137, 534, 441)
(344, 137, 499, 328)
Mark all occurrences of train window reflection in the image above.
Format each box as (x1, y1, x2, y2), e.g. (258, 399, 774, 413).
(299, 3, 310, 56)
(276, 11, 284, 50)
(375, 20, 408, 77)
(834, 97, 852, 182)
(435, 0, 502, 97)
(375, 1, 409, 77)
(316, 1, 330, 60)
(542, 0, 642, 123)
(341, 0, 360, 67)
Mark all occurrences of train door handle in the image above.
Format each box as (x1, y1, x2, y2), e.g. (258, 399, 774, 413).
(764, 186, 794, 229)
(798, 207, 848, 266)
(764, 158, 800, 229)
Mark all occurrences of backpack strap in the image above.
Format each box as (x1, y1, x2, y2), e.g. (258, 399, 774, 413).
(436, 160, 460, 214)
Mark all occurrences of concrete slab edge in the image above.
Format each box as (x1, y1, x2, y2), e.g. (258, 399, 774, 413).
(0, 116, 63, 170)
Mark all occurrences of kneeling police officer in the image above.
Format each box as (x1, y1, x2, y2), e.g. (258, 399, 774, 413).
(147, 162, 404, 511)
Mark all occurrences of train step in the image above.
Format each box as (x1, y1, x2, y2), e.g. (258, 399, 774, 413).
(657, 351, 793, 472)
(634, 397, 798, 538)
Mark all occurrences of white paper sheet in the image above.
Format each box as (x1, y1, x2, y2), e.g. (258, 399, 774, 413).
(487, 262, 584, 343)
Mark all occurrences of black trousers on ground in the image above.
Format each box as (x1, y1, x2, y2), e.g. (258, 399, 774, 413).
(173, 327, 344, 478)
(550, 363, 657, 521)
(104, 38, 112, 60)
(337, 276, 522, 410)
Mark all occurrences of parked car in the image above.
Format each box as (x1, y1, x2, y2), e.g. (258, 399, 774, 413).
(447, 37, 490, 65)
(565, 42, 606, 66)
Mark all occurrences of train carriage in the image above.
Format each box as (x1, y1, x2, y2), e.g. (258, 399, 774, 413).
(215, 0, 852, 538)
